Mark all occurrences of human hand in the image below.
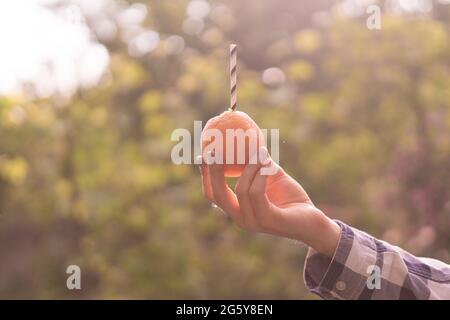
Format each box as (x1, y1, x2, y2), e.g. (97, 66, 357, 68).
(198, 146, 341, 257)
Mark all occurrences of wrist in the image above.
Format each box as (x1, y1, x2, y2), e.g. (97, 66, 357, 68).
(306, 210, 341, 258)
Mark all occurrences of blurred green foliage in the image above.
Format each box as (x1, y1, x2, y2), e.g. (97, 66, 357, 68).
(0, 0, 449, 299)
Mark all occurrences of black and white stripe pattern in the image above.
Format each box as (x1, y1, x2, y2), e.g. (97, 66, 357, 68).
(230, 44, 237, 111)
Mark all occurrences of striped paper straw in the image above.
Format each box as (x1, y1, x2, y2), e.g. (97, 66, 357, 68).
(230, 44, 237, 111)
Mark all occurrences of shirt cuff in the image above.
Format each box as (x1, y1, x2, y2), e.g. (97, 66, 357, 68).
(303, 220, 375, 299)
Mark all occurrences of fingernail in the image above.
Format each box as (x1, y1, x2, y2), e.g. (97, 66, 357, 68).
(206, 150, 214, 165)
(258, 146, 270, 165)
(249, 152, 258, 165)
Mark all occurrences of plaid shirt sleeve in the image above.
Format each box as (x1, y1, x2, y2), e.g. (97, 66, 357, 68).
(303, 220, 450, 299)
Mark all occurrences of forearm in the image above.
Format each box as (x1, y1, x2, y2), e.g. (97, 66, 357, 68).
(295, 209, 341, 258)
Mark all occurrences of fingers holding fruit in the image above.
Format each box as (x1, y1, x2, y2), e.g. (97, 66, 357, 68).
(203, 146, 282, 235)
(199, 109, 300, 236)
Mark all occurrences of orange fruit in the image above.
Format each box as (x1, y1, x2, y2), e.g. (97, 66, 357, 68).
(201, 110, 265, 177)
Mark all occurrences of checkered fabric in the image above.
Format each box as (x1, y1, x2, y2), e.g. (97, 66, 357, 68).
(304, 220, 450, 299)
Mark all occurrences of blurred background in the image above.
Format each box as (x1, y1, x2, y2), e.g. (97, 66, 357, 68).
(0, 0, 449, 299)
